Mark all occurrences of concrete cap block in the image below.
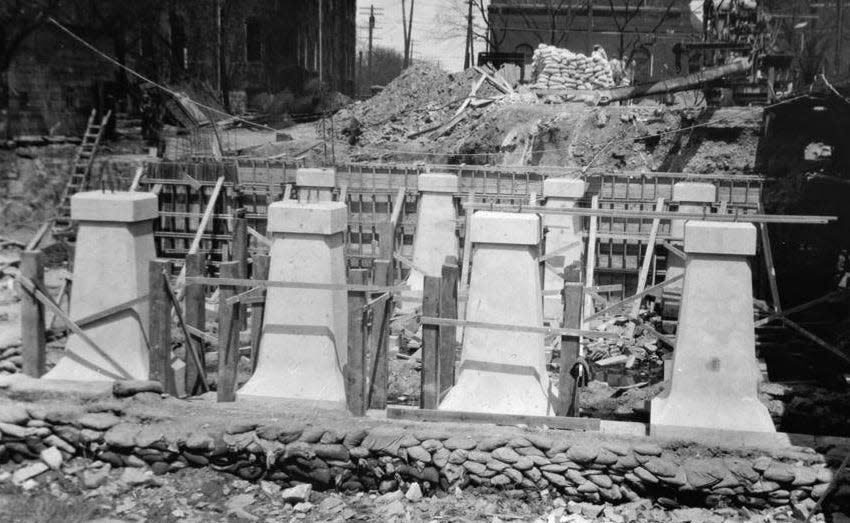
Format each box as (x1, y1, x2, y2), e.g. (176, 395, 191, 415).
(684, 221, 756, 256)
(295, 167, 336, 188)
(418, 173, 459, 193)
(71, 191, 158, 222)
(543, 178, 587, 199)
(268, 201, 347, 235)
(469, 211, 540, 245)
(672, 182, 717, 203)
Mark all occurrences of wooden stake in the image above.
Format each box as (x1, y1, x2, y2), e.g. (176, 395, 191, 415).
(347, 269, 368, 416)
(149, 259, 175, 395)
(175, 176, 225, 295)
(458, 193, 474, 341)
(250, 254, 270, 374)
(438, 257, 459, 396)
(184, 252, 207, 395)
(20, 250, 46, 377)
(421, 275, 441, 409)
(557, 267, 583, 416)
(582, 195, 599, 327)
(217, 261, 241, 402)
(232, 210, 248, 329)
(369, 260, 391, 409)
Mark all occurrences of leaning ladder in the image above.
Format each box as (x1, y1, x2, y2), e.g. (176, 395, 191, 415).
(52, 109, 112, 237)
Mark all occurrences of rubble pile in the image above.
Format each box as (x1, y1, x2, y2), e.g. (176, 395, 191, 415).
(531, 45, 616, 91)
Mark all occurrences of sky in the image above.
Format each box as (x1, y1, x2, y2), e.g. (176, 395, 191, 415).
(356, 0, 486, 72)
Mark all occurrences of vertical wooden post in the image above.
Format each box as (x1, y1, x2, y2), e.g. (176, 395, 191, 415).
(421, 275, 441, 409)
(250, 254, 270, 374)
(438, 257, 459, 397)
(369, 259, 391, 409)
(232, 209, 248, 329)
(378, 221, 395, 269)
(217, 261, 241, 402)
(20, 250, 46, 377)
(184, 252, 206, 396)
(557, 266, 584, 417)
(149, 259, 175, 395)
(347, 269, 369, 416)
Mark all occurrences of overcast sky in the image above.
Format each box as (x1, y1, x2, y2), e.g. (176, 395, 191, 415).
(356, 0, 486, 72)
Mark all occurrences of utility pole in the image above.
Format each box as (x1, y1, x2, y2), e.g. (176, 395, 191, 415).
(318, 0, 324, 84)
(402, 0, 415, 68)
(369, 5, 375, 87)
(464, 0, 474, 69)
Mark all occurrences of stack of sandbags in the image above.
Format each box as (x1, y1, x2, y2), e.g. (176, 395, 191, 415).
(531, 44, 615, 90)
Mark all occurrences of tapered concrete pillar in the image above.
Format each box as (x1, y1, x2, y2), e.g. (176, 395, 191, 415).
(296, 168, 335, 202)
(238, 201, 348, 405)
(401, 173, 459, 311)
(651, 221, 775, 433)
(542, 178, 587, 324)
(43, 191, 158, 382)
(662, 182, 717, 322)
(439, 212, 555, 416)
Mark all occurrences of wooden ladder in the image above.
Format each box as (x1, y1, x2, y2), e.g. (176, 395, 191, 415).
(52, 109, 112, 237)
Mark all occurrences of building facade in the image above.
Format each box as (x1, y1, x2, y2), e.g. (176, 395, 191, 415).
(487, 0, 700, 82)
(3, 0, 356, 136)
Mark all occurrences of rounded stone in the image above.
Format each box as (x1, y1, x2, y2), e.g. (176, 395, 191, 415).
(643, 458, 678, 478)
(594, 449, 618, 466)
(513, 457, 534, 471)
(492, 447, 521, 464)
(448, 449, 468, 464)
(104, 424, 139, 448)
(763, 464, 795, 483)
(406, 446, 431, 464)
(589, 474, 613, 489)
(464, 461, 487, 475)
(0, 404, 30, 425)
(566, 445, 598, 464)
(632, 443, 663, 456)
(517, 446, 545, 458)
(633, 467, 659, 484)
(444, 437, 477, 451)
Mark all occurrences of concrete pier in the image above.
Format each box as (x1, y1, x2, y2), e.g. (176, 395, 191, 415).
(439, 211, 555, 416)
(296, 168, 336, 202)
(238, 201, 348, 405)
(662, 182, 717, 321)
(401, 173, 459, 311)
(542, 178, 587, 324)
(651, 221, 775, 433)
(43, 191, 158, 381)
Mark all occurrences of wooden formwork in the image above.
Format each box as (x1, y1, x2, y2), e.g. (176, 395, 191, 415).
(138, 160, 765, 298)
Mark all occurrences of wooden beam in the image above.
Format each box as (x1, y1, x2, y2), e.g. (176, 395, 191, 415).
(755, 291, 841, 328)
(347, 269, 368, 416)
(217, 261, 241, 402)
(247, 226, 271, 247)
(184, 252, 208, 396)
(421, 275, 442, 409)
(25, 223, 50, 251)
(583, 195, 599, 327)
(778, 316, 850, 367)
(585, 274, 685, 322)
(149, 259, 176, 395)
(369, 260, 392, 409)
(662, 241, 686, 260)
(459, 193, 474, 343)
(420, 316, 619, 339)
(250, 254, 270, 375)
(175, 176, 225, 294)
(161, 266, 209, 394)
(20, 251, 46, 377)
(390, 187, 406, 229)
(759, 220, 782, 313)
(439, 258, 459, 396)
(557, 269, 583, 417)
(628, 198, 664, 336)
(386, 407, 601, 431)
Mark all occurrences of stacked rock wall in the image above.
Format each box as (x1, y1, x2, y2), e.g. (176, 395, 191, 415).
(531, 44, 615, 90)
(0, 399, 846, 514)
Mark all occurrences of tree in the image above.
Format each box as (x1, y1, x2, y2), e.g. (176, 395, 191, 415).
(0, 0, 63, 72)
(356, 45, 405, 93)
(607, 0, 677, 62)
(434, 0, 509, 57)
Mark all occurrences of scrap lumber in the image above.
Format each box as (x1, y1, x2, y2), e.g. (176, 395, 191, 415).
(347, 269, 369, 416)
(754, 291, 842, 328)
(20, 251, 46, 377)
(174, 176, 225, 294)
(149, 260, 176, 395)
(584, 274, 684, 322)
(421, 276, 441, 409)
(557, 268, 583, 417)
(582, 196, 599, 327)
(626, 198, 664, 337)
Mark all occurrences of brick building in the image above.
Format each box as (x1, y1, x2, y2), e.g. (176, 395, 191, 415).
(486, 0, 700, 82)
(3, 0, 356, 136)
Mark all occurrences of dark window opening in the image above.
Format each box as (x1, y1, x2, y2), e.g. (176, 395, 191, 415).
(246, 17, 262, 62)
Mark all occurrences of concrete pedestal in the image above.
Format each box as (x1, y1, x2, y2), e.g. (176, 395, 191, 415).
(43, 192, 158, 382)
(662, 182, 717, 321)
(439, 212, 555, 416)
(296, 168, 336, 202)
(401, 173, 459, 311)
(542, 178, 587, 324)
(651, 221, 775, 433)
(238, 201, 348, 405)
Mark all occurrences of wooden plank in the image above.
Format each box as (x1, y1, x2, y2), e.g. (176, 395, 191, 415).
(347, 269, 368, 416)
(250, 254, 270, 374)
(186, 276, 399, 293)
(184, 252, 207, 395)
(232, 210, 248, 329)
(557, 270, 583, 417)
(149, 259, 175, 395)
(421, 275, 441, 409)
(759, 220, 782, 313)
(217, 261, 241, 402)
(420, 316, 618, 338)
(369, 260, 391, 409)
(458, 194, 474, 342)
(20, 251, 46, 377)
(161, 264, 209, 395)
(439, 258, 459, 396)
(175, 176, 225, 293)
(25, 223, 50, 251)
(247, 226, 271, 247)
(583, 195, 599, 326)
(390, 187, 406, 229)
(628, 198, 664, 334)
(755, 291, 840, 328)
(387, 407, 601, 431)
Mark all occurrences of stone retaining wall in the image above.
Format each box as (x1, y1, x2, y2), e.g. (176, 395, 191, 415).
(0, 399, 847, 513)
